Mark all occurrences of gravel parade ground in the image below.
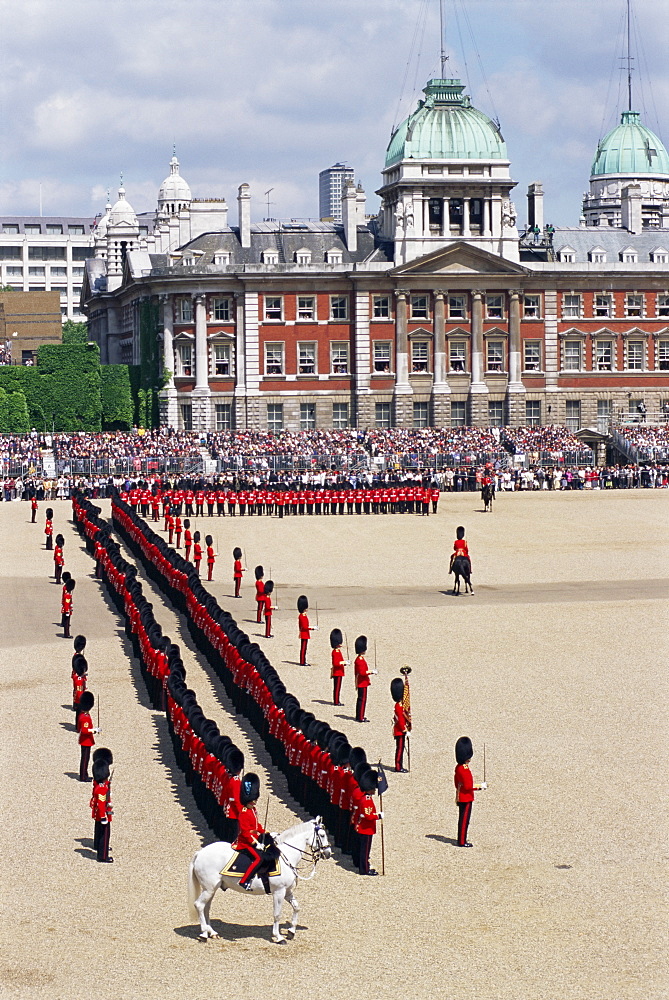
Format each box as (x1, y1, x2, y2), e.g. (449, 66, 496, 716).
(1, 490, 667, 1000)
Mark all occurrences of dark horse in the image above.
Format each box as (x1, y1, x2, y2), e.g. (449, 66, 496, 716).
(451, 555, 473, 595)
(481, 483, 494, 512)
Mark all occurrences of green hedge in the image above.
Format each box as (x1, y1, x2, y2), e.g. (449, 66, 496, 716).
(0, 366, 44, 428)
(36, 343, 102, 431)
(101, 365, 134, 430)
(0, 387, 30, 433)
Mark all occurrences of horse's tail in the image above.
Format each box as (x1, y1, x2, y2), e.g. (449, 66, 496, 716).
(187, 852, 201, 919)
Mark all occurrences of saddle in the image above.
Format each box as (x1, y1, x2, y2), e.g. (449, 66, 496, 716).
(220, 842, 281, 895)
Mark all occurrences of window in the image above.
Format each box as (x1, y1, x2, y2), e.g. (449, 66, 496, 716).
(300, 402, 316, 429)
(267, 403, 284, 432)
(559, 249, 576, 263)
(411, 341, 429, 373)
(262, 250, 279, 265)
(330, 342, 349, 374)
(330, 295, 348, 320)
(177, 298, 193, 323)
(597, 399, 611, 431)
(449, 342, 467, 372)
(6, 266, 22, 276)
(657, 295, 669, 317)
(594, 294, 612, 317)
(332, 402, 349, 429)
(215, 403, 232, 430)
(523, 295, 540, 318)
(176, 342, 193, 376)
(620, 249, 638, 263)
(72, 247, 93, 260)
(2, 224, 19, 234)
(589, 249, 607, 263)
(265, 343, 284, 375)
(180, 403, 193, 430)
(264, 296, 283, 321)
(29, 246, 66, 260)
(373, 295, 390, 318)
(294, 249, 311, 265)
(488, 401, 505, 426)
(450, 401, 467, 427)
(650, 249, 668, 264)
(0, 247, 21, 259)
(72, 267, 84, 277)
(373, 341, 391, 372)
(325, 249, 343, 264)
(448, 295, 466, 320)
(375, 402, 391, 428)
(486, 294, 503, 319)
(297, 296, 315, 321)
(413, 401, 429, 427)
(28, 267, 45, 276)
(657, 340, 669, 371)
(69, 225, 85, 235)
(486, 341, 504, 372)
(25, 225, 41, 234)
(213, 251, 231, 266)
(563, 294, 581, 318)
(524, 341, 541, 371)
(625, 294, 643, 317)
(46, 224, 63, 235)
(213, 343, 231, 376)
(298, 342, 317, 375)
(565, 400, 581, 431)
(525, 400, 541, 426)
(627, 340, 644, 370)
(596, 341, 613, 371)
(428, 198, 443, 231)
(50, 266, 67, 277)
(564, 340, 581, 370)
(410, 295, 428, 320)
(212, 297, 231, 322)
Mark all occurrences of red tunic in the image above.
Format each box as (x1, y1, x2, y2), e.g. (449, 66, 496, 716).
(298, 612, 310, 639)
(232, 805, 264, 851)
(255, 579, 265, 602)
(61, 592, 73, 616)
(331, 649, 345, 678)
(90, 780, 111, 821)
(355, 794, 379, 835)
(233, 559, 243, 580)
(454, 762, 475, 803)
(354, 654, 370, 689)
(193, 543, 202, 562)
(77, 710, 95, 747)
(453, 539, 469, 559)
(393, 702, 408, 737)
(207, 545, 215, 566)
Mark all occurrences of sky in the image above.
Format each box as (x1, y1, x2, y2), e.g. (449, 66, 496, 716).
(0, 0, 667, 229)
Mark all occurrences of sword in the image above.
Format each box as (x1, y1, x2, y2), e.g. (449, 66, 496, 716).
(315, 601, 319, 628)
(344, 631, 349, 661)
(483, 742, 486, 784)
(378, 759, 385, 876)
(97, 696, 100, 733)
(374, 639, 377, 673)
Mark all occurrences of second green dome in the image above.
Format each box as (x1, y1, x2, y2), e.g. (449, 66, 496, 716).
(591, 110, 669, 177)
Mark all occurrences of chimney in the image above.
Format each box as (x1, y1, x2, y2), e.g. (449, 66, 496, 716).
(237, 183, 251, 248)
(527, 182, 544, 231)
(621, 183, 642, 234)
(342, 180, 357, 252)
(356, 182, 367, 224)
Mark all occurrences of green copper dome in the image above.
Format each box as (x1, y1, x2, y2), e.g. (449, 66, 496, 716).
(385, 79, 507, 167)
(591, 111, 669, 177)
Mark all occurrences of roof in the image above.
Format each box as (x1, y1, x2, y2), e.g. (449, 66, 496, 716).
(385, 79, 507, 168)
(591, 111, 669, 177)
(0, 217, 96, 235)
(551, 227, 669, 263)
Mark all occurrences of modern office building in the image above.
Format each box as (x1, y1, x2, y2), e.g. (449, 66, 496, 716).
(319, 163, 355, 223)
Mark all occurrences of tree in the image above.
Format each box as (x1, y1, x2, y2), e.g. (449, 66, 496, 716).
(61, 320, 89, 344)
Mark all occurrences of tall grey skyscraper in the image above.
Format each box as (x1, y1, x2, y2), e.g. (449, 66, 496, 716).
(319, 163, 354, 223)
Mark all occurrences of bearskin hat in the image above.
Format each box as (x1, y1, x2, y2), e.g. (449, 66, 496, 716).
(205, 535, 213, 546)
(349, 746, 367, 770)
(183, 518, 190, 529)
(299, 711, 315, 734)
(331, 741, 351, 767)
(55, 533, 64, 547)
(46, 508, 53, 519)
(264, 580, 274, 595)
(254, 565, 264, 580)
(73, 635, 87, 652)
(93, 747, 113, 765)
(390, 677, 405, 703)
(354, 635, 367, 655)
(240, 772, 260, 806)
(62, 571, 71, 585)
(455, 736, 473, 765)
(226, 747, 244, 776)
(233, 547, 242, 560)
(79, 690, 94, 711)
(193, 531, 201, 542)
(65, 579, 75, 593)
(297, 594, 309, 613)
(359, 767, 379, 793)
(72, 654, 88, 676)
(456, 525, 466, 540)
(330, 628, 343, 649)
(353, 761, 369, 785)
(92, 758, 110, 783)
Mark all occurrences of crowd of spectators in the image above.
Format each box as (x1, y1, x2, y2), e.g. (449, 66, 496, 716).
(52, 429, 204, 461)
(206, 430, 369, 470)
(615, 424, 669, 460)
(502, 425, 593, 461)
(0, 433, 48, 471)
(363, 427, 503, 465)
(0, 341, 12, 365)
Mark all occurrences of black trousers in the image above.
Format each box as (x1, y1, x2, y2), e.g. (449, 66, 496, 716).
(79, 745, 91, 780)
(358, 832, 373, 874)
(332, 675, 343, 705)
(95, 820, 111, 861)
(356, 686, 367, 722)
(394, 733, 406, 771)
(458, 801, 473, 845)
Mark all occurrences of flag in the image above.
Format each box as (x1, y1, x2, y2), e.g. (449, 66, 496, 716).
(376, 761, 389, 796)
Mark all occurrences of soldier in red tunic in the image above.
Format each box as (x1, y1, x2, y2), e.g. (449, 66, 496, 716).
(53, 533, 65, 585)
(174, 515, 182, 548)
(72, 652, 88, 710)
(297, 595, 316, 665)
(91, 749, 113, 862)
(354, 635, 376, 722)
(390, 677, 409, 772)
(354, 767, 381, 875)
(235, 773, 266, 890)
(61, 578, 75, 638)
(262, 580, 275, 638)
(183, 518, 192, 560)
(31, 495, 38, 523)
(205, 534, 216, 581)
(454, 736, 486, 847)
(449, 525, 471, 575)
(254, 566, 265, 623)
(44, 507, 54, 550)
(77, 690, 99, 781)
(233, 546, 244, 597)
(193, 532, 202, 575)
(330, 628, 347, 706)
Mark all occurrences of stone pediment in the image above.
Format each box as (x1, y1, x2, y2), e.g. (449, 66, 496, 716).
(389, 241, 528, 276)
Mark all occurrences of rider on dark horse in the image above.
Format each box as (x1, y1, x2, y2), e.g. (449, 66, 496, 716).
(449, 526, 472, 576)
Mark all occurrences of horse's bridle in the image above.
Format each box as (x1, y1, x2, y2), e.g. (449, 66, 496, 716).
(278, 822, 330, 880)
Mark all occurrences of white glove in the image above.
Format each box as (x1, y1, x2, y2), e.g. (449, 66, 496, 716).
(313, 626, 320, 631)
(101, 818, 109, 825)
(372, 670, 379, 675)
(378, 812, 384, 820)
(93, 727, 101, 734)
(480, 781, 488, 790)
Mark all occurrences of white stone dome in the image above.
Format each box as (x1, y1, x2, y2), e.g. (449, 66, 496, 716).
(158, 155, 192, 210)
(108, 185, 138, 227)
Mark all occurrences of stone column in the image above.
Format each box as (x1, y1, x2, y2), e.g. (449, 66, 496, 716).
(442, 198, 450, 237)
(158, 293, 179, 428)
(506, 289, 525, 426)
(432, 289, 450, 427)
(233, 291, 247, 429)
(483, 199, 491, 238)
(393, 289, 412, 426)
(192, 293, 211, 431)
(469, 289, 488, 425)
(462, 197, 471, 238)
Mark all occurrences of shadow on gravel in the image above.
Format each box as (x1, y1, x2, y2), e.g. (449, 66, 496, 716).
(61, 704, 74, 711)
(63, 771, 83, 781)
(59, 721, 77, 733)
(75, 837, 94, 850)
(173, 920, 308, 943)
(425, 834, 460, 847)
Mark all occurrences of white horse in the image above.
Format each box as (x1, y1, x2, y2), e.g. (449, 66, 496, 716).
(187, 817, 331, 944)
